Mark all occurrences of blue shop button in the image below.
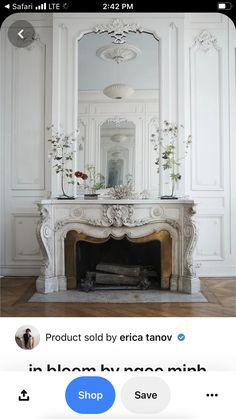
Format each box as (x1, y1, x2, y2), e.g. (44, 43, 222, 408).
(65, 376, 116, 414)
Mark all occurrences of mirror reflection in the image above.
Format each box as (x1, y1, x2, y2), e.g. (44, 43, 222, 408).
(100, 120, 135, 187)
(77, 27, 159, 190)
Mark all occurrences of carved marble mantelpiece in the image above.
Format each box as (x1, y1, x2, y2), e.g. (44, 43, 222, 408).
(36, 198, 200, 294)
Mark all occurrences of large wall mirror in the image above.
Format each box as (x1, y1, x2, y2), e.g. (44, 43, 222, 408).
(77, 21, 159, 191)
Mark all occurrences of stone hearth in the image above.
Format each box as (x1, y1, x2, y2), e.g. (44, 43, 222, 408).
(36, 199, 200, 294)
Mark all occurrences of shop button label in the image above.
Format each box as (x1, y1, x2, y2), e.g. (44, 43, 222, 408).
(65, 376, 115, 414)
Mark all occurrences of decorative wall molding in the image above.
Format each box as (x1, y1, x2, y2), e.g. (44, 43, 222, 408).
(194, 30, 218, 52)
(11, 42, 46, 191)
(12, 213, 42, 261)
(93, 19, 143, 44)
(195, 214, 224, 260)
(190, 30, 223, 191)
(26, 32, 44, 51)
(0, 18, 52, 274)
(105, 117, 129, 126)
(96, 43, 141, 64)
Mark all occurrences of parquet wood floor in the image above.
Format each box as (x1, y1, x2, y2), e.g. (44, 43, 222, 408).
(0, 277, 235, 317)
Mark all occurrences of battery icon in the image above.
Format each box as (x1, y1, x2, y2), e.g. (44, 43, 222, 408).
(217, 2, 233, 10)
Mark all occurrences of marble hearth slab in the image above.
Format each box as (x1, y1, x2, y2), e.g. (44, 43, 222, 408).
(29, 290, 207, 303)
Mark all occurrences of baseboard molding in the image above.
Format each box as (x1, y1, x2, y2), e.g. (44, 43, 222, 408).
(1, 266, 40, 277)
(198, 266, 236, 277)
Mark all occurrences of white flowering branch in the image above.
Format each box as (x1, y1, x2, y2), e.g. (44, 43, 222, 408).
(151, 121, 192, 197)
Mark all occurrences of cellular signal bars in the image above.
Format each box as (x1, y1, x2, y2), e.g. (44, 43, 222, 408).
(35, 3, 47, 10)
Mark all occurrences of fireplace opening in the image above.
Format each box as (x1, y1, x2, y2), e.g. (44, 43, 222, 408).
(77, 237, 161, 291)
(65, 230, 172, 291)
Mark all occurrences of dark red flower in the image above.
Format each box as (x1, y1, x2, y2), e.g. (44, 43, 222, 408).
(75, 171, 88, 180)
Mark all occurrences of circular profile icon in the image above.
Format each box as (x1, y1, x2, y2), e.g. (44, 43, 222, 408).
(15, 325, 40, 350)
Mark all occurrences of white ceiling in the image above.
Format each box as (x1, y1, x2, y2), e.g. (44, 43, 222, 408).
(78, 31, 159, 91)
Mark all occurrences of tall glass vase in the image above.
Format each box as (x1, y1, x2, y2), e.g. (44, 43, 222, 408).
(169, 165, 178, 199)
(57, 157, 75, 200)
(161, 171, 178, 200)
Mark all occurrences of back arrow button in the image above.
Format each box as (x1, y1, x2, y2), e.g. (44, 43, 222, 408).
(8, 20, 35, 48)
(18, 29, 24, 40)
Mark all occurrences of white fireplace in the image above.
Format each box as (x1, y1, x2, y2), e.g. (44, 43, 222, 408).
(36, 198, 200, 294)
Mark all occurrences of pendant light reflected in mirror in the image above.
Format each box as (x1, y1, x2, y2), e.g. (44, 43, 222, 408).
(103, 83, 134, 100)
(111, 133, 128, 143)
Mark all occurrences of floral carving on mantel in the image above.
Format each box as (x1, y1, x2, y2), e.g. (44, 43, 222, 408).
(151, 206, 164, 218)
(194, 30, 218, 52)
(53, 206, 182, 230)
(165, 219, 180, 231)
(87, 205, 150, 228)
(70, 207, 83, 218)
(93, 19, 143, 44)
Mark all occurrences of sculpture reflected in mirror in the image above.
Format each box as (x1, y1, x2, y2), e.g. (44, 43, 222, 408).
(77, 20, 159, 192)
(100, 120, 135, 187)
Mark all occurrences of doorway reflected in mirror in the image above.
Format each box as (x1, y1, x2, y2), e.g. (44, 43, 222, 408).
(100, 120, 135, 187)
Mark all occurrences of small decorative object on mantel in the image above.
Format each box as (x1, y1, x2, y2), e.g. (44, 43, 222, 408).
(151, 120, 192, 199)
(74, 170, 90, 198)
(83, 164, 105, 199)
(84, 193, 99, 200)
(48, 125, 79, 199)
(108, 183, 137, 200)
(140, 189, 150, 200)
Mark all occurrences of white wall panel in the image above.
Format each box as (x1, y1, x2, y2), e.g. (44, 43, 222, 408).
(185, 14, 236, 277)
(11, 43, 46, 190)
(190, 33, 223, 190)
(195, 215, 224, 260)
(0, 15, 52, 276)
(12, 214, 42, 261)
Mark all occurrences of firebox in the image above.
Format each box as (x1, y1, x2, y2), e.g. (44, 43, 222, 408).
(65, 230, 172, 291)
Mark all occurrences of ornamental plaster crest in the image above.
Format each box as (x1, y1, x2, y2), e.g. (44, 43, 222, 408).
(194, 30, 218, 52)
(96, 43, 141, 64)
(106, 117, 129, 127)
(87, 205, 150, 228)
(93, 19, 143, 44)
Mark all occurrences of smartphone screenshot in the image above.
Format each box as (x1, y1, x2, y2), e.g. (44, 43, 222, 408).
(0, 1, 235, 417)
